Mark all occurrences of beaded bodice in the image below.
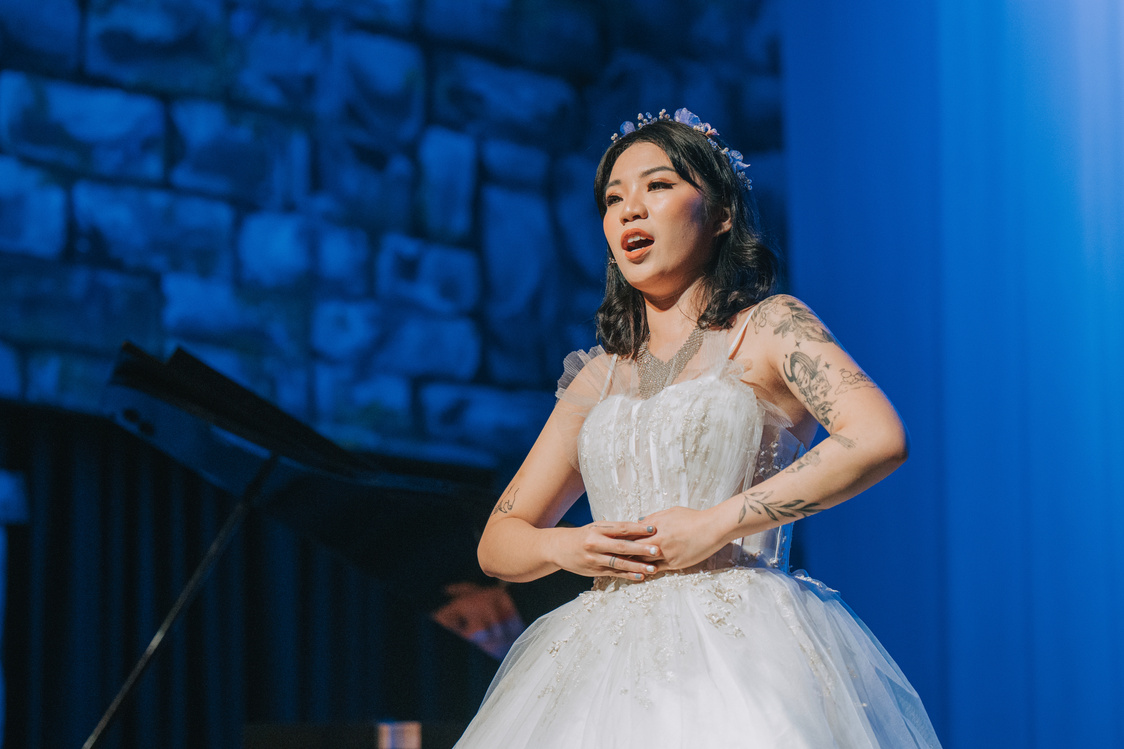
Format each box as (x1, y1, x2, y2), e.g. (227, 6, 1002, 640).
(574, 352, 803, 570)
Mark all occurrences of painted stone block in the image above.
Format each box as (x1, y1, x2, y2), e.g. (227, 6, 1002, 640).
(230, 8, 324, 110)
(480, 185, 558, 386)
(677, 59, 733, 141)
(85, 0, 230, 95)
(484, 320, 547, 388)
(313, 362, 413, 434)
(319, 31, 425, 149)
(0, 72, 164, 180)
(514, 0, 601, 76)
(417, 126, 476, 242)
(552, 154, 604, 283)
(481, 185, 555, 317)
(0, 156, 67, 259)
(170, 99, 308, 206)
(309, 0, 416, 31)
(421, 382, 553, 457)
(162, 272, 305, 356)
(73, 181, 234, 277)
(423, 0, 514, 51)
(681, 0, 743, 61)
(481, 139, 548, 189)
(480, 185, 555, 320)
(25, 349, 115, 412)
(316, 221, 372, 296)
(374, 313, 481, 381)
(239, 212, 313, 288)
(433, 54, 577, 147)
(0, 0, 81, 74)
(376, 233, 481, 315)
(604, 0, 688, 51)
(0, 257, 163, 351)
(584, 51, 678, 149)
(311, 299, 382, 361)
(314, 130, 415, 231)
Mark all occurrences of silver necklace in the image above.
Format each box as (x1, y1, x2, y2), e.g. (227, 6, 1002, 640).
(637, 326, 705, 399)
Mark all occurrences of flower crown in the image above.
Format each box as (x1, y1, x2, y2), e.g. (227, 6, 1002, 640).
(610, 108, 752, 191)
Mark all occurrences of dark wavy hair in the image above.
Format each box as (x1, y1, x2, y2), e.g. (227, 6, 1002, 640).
(592, 119, 779, 358)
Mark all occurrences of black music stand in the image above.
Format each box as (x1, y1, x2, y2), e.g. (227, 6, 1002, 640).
(83, 343, 493, 749)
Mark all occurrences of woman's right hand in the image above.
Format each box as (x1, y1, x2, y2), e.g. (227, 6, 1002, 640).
(549, 521, 662, 581)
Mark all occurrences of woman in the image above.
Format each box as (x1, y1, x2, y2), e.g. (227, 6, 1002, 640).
(455, 109, 941, 747)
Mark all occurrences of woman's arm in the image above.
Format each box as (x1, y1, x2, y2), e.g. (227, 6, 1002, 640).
(645, 295, 910, 569)
(478, 402, 660, 583)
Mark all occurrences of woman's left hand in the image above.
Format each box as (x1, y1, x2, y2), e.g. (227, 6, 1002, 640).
(641, 506, 725, 571)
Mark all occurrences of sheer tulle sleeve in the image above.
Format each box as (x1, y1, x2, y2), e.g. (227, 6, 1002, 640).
(552, 347, 622, 471)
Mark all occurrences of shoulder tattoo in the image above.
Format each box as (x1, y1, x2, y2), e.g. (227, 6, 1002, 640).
(753, 296, 837, 348)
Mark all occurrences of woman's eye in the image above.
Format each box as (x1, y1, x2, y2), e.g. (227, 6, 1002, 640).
(605, 194, 622, 205)
(648, 180, 672, 190)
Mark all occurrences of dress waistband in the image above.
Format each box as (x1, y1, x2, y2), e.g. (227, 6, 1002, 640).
(592, 543, 784, 590)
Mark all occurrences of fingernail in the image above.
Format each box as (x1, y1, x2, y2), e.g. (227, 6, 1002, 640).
(638, 515, 646, 521)
(645, 565, 656, 573)
(649, 546, 658, 555)
(646, 525, 655, 534)
(633, 573, 643, 580)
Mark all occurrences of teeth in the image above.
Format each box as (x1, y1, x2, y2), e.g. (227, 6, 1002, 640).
(628, 235, 646, 247)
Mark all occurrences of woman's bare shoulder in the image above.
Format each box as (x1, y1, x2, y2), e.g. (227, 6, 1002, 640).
(738, 295, 839, 349)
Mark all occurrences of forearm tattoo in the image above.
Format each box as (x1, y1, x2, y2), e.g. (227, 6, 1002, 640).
(830, 433, 856, 449)
(783, 351, 835, 428)
(784, 449, 822, 474)
(491, 486, 518, 516)
(738, 490, 823, 524)
(753, 296, 837, 347)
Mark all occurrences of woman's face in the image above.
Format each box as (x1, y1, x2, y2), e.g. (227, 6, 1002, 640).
(602, 142, 730, 300)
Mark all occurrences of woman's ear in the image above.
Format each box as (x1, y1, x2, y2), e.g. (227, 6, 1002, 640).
(713, 207, 733, 237)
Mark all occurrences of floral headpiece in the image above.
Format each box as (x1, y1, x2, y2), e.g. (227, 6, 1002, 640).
(610, 108, 752, 191)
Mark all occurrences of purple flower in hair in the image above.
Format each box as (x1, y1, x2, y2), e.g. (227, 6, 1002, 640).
(610, 107, 752, 190)
(728, 149, 749, 172)
(673, 108, 702, 127)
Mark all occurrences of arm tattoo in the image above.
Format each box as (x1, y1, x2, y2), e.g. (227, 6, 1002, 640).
(784, 449, 822, 474)
(753, 296, 837, 348)
(783, 351, 835, 428)
(491, 486, 518, 516)
(834, 368, 876, 395)
(830, 433, 856, 449)
(738, 489, 823, 524)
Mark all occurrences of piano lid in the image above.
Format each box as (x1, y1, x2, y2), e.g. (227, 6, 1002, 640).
(101, 342, 496, 610)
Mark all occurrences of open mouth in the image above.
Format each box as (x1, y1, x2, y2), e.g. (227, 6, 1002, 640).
(621, 230, 654, 259)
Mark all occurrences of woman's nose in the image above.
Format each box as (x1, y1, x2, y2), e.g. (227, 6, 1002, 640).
(620, 191, 646, 222)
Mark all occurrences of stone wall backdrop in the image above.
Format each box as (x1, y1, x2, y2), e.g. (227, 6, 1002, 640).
(0, 0, 787, 745)
(0, 0, 786, 470)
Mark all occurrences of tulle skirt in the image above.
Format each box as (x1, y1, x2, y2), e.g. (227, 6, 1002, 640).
(454, 566, 941, 748)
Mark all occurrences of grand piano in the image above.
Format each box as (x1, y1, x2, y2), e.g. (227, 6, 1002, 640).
(87, 342, 589, 749)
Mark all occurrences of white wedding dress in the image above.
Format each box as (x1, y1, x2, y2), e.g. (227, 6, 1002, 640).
(454, 319, 942, 748)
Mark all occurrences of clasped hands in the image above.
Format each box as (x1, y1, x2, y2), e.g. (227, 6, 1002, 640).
(554, 506, 725, 581)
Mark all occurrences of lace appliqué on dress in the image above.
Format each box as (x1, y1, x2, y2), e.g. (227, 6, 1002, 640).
(540, 569, 761, 715)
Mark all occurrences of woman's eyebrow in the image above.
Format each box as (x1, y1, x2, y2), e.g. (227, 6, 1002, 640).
(605, 166, 677, 189)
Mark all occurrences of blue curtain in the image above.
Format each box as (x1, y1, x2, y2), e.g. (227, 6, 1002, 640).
(783, 2, 1124, 747)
